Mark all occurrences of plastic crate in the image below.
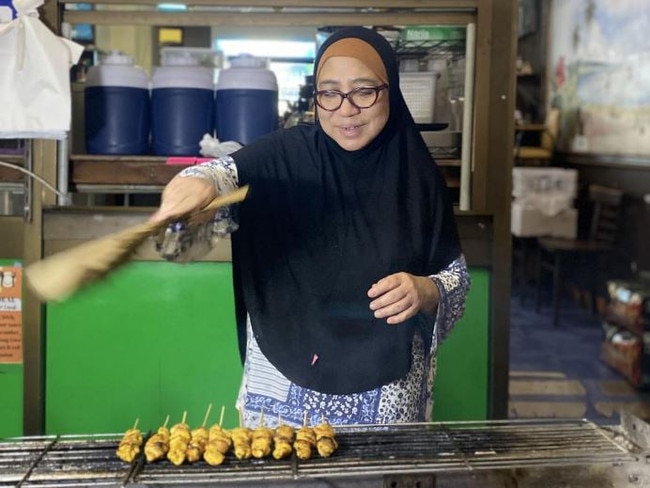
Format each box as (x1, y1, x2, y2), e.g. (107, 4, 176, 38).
(400, 72, 436, 124)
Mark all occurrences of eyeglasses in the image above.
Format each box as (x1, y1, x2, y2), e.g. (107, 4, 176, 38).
(314, 84, 388, 111)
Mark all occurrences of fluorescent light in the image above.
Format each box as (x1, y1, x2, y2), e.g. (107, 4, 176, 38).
(157, 3, 187, 11)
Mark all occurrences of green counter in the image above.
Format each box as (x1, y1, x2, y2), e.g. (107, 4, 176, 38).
(42, 261, 488, 434)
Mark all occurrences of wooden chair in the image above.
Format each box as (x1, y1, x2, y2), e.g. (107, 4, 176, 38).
(514, 107, 560, 166)
(534, 184, 623, 326)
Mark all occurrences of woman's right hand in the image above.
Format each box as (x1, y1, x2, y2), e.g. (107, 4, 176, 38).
(149, 175, 217, 223)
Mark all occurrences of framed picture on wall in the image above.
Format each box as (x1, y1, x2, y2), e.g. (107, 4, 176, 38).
(549, 0, 650, 162)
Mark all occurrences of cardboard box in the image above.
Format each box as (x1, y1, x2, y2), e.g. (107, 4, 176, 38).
(511, 201, 578, 239)
(601, 321, 650, 388)
(512, 167, 578, 199)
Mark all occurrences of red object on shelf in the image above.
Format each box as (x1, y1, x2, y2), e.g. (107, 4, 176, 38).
(165, 157, 213, 166)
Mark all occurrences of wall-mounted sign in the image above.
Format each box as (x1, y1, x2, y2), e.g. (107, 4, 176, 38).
(0, 265, 22, 364)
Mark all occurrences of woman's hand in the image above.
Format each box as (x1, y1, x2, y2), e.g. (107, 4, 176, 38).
(368, 272, 440, 325)
(149, 176, 217, 223)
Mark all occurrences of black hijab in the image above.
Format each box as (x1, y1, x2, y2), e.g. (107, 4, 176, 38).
(230, 26, 461, 394)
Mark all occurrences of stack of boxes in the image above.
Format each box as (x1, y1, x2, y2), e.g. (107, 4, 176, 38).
(511, 167, 579, 239)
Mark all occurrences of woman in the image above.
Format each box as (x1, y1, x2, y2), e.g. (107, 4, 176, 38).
(151, 26, 470, 427)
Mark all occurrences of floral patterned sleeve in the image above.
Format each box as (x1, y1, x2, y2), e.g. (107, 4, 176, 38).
(430, 254, 470, 343)
(155, 156, 240, 262)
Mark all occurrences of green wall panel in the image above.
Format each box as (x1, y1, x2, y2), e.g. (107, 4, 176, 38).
(0, 259, 23, 439)
(0, 364, 23, 439)
(46, 261, 242, 434)
(433, 267, 490, 421)
(45, 262, 489, 434)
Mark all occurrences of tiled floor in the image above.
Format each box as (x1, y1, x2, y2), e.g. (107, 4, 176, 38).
(509, 284, 650, 425)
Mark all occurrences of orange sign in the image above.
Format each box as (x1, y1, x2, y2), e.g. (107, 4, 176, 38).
(0, 265, 22, 364)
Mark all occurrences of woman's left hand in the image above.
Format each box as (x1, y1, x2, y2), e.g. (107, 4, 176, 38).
(368, 272, 440, 325)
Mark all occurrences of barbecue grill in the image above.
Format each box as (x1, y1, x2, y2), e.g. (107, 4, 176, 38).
(2, 411, 650, 487)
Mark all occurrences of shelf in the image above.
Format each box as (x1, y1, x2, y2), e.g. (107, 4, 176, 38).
(0, 154, 25, 183)
(69, 155, 183, 188)
(437, 158, 462, 167)
(62, 8, 475, 28)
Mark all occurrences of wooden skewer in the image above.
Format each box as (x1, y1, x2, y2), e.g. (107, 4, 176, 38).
(218, 405, 225, 427)
(202, 403, 213, 428)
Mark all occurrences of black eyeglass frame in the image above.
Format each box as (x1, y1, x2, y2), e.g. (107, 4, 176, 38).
(313, 84, 389, 111)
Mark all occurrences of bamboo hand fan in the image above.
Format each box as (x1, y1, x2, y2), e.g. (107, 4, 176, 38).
(25, 185, 249, 302)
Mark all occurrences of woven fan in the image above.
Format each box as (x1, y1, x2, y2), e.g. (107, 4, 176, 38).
(25, 185, 249, 302)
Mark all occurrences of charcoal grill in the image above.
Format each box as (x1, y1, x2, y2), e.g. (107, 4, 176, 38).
(2, 411, 650, 488)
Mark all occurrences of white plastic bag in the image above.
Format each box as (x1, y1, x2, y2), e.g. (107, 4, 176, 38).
(0, 0, 83, 139)
(199, 133, 242, 157)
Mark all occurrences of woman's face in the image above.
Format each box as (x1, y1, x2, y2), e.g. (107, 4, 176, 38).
(316, 56, 389, 152)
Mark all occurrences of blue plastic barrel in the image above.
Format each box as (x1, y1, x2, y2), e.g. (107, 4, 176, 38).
(84, 51, 150, 155)
(151, 56, 215, 156)
(215, 55, 278, 145)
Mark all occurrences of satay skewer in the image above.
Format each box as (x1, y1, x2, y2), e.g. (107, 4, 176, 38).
(167, 411, 191, 466)
(116, 418, 143, 463)
(272, 413, 295, 460)
(293, 412, 316, 461)
(144, 415, 171, 463)
(231, 407, 253, 460)
(204, 405, 232, 466)
(314, 415, 338, 458)
(251, 408, 273, 459)
(186, 404, 213, 463)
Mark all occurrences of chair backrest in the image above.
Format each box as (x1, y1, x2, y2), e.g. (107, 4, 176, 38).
(588, 184, 623, 244)
(540, 107, 560, 153)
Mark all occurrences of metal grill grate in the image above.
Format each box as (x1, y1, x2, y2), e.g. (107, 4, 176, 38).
(0, 418, 642, 487)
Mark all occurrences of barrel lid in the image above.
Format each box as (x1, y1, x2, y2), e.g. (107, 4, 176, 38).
(102, 50, 136, 66)
(85, 50, 149, 89)
(217, 54, 277, 91)
(164, 52, 201, 67)
(152, 64, 214, 90)
(229, 54, 268, 69)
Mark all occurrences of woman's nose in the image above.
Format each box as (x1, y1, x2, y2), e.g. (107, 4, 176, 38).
(338, 97, 361, 115)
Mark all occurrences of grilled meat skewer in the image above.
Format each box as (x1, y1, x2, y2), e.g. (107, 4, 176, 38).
(116, 421, 143, 463)
(144, 425, 170, 462)
(251, 425, 273, 458)
(272, 424, 295, 460)
(204, 424, 232, 466)
(231, 427, 253, 460)
(167, 413, 191, 466)
(294, 425, 316, 461)
(314, 421, 338, 458)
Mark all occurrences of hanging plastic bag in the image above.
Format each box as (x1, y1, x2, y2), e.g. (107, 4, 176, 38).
(0, 0, 83, 139)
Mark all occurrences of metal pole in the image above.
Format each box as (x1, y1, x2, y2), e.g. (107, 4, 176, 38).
(57, 134, 70, 206)
(459, 22, 475, 211)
